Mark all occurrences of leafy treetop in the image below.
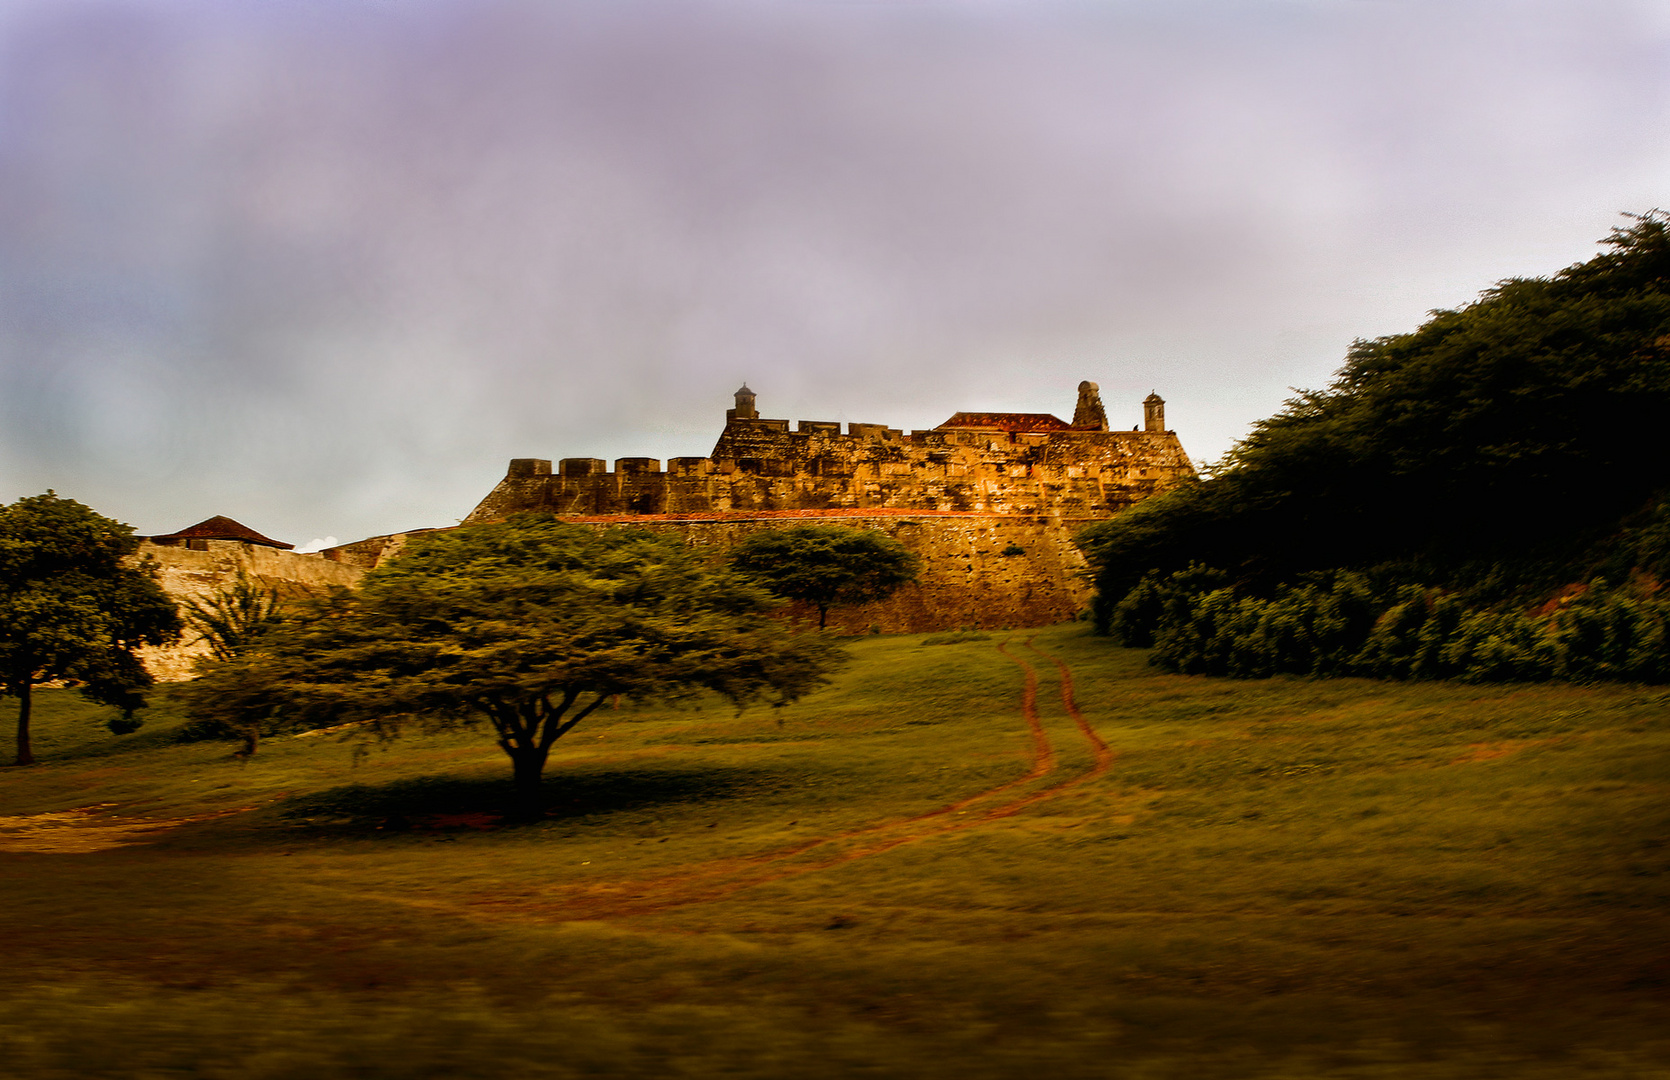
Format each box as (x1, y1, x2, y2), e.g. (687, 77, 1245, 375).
(729, 525, 922, 629)
(178, 516, 843, 817)
(0, 492, 181, 764)
(1079, 210, 1670, 618)
(181, 571, 286, 663)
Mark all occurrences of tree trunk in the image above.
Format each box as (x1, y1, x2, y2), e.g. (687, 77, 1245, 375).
(14, 682, 34, 767)
(509, 748, 549, 820)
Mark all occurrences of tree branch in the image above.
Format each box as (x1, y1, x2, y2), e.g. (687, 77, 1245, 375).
(547, 691, 611, 748)
(484, 698, 534, 758)
(532, 687, 580, 752)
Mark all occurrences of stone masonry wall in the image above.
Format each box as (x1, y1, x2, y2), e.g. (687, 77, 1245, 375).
(465, 417, 1193, 523)
(575, 511, 1095, 633)
(133, 539, 365, 680)
(323, 511, 1094, 634)
(321, 386, 1192, 634)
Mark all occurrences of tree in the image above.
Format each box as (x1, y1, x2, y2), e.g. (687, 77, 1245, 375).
(0, 492, 182, 765)
(728, 526, 922, 629)
(177, 516, 842, 818)
(1078, 209, 1670, 626)
(177, 572, 287, 756)
(181, 571, 285, 662)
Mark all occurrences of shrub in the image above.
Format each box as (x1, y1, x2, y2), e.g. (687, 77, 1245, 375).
(1129, 568, 1667, 684)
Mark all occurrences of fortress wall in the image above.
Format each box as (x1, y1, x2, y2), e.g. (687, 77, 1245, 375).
(132, 539, 365, 680)
(319, 531, 428, 570)
(463, 464, 1174, 521)
(619, 513, 1096, 633)
(319, 387, 1192, 636)
(463, 426, 1193, 524)
(324, 513, 1095, 634)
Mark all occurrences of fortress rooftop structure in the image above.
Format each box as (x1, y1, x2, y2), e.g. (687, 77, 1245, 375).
(465, 381, 1194, 524)
(145, 515, 294, 550)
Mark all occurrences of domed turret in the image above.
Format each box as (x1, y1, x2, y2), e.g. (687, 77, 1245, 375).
(728, 383, 758, 422)
(1071, 380, 1108, 431)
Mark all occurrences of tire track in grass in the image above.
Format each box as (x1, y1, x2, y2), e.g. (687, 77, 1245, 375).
(889, 637, 1113, 824)
(664, 639, 1062, 873)
(491, 638, 1060, 917)
(1024, 639, 1114, 777)
(726, 637, 1060, 851)
(485, 637, 1116, 920)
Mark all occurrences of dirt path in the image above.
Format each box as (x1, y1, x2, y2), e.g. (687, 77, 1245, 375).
(1024, 638, 1114, 777)
(0, 804, 256, 853)
(473, 636, 1116, 920)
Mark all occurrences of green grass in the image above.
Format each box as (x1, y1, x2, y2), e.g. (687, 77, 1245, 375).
(2, 625, 1667, 1078)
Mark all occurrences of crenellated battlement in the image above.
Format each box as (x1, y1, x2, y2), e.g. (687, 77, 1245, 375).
(465, 381, 1194, 524)
(320, 380, 1200, 631)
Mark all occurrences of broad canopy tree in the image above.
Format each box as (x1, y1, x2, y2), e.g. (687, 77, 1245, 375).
(728, 526, 921, 629)
(179, 516, 842, 818)
(0, 492, 182, 766)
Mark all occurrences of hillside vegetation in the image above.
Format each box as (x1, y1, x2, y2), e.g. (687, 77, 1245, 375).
(2, 626, 1667, 1077)
(1079, 212, 1670, 681)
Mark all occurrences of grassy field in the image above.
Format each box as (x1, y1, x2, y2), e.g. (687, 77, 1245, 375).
(1, 623, 1667, 1078)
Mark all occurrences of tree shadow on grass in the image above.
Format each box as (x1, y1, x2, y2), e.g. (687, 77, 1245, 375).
(278, 764, 803, 831)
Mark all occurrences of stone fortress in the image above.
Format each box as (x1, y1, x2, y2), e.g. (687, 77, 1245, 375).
(467, 382, 1192, 522)
(328, 381, 1195, 633)
(130, 382, 1196, 676)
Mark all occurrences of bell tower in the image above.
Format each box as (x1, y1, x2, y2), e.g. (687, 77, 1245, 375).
(727, 383, 758, 422)
(1143, 392, 1165, 432)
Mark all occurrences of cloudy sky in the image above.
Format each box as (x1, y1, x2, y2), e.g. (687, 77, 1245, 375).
(1, 0, 1666, 548)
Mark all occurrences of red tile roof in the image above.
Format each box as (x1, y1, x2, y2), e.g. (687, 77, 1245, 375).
(936, 412, 1072, 432)
(150, 515, 294, 550)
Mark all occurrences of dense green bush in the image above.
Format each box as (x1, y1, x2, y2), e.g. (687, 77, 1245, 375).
(1080, 213, 1670, 637)
(1548, 582, 1669, 681)
(1114, 567, 1666, 683)
(1079, 212, 1670, 682)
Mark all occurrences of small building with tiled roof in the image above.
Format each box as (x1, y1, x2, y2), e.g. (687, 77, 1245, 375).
(147, 515, 294, 550)
(133, 518, 361, 681)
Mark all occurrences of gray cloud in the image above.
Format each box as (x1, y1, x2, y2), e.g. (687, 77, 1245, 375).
(1, 0, 1666, 542)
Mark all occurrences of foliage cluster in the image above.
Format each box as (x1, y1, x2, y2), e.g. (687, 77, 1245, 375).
(1114, 565, 1667, 682)
(729, 525, 921, 629)
(180, 571, 285, 662)
(1079, 212, 1670, 681)
(176, 515, 841, 815)
(0, 492, 180, 762)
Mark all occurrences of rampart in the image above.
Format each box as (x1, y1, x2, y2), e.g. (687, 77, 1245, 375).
(465, 383, 1193, 523)
(327, 382, 1195, 632)
(323, 510, 1089, 633)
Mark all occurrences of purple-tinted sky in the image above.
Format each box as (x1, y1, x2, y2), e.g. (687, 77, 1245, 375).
(1, 0, 1666, 547)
